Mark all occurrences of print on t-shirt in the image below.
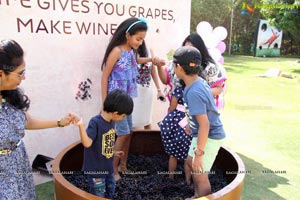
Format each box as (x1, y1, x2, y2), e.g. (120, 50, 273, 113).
(102, 129, 115, 158)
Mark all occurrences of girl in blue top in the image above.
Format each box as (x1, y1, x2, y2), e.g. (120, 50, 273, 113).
(101, 17, 160, 181)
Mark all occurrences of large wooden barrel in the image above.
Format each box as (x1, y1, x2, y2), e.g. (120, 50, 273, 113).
(53, 130, 245, 200)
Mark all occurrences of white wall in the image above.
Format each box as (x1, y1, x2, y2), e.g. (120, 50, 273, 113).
(0, 0, 191, 184)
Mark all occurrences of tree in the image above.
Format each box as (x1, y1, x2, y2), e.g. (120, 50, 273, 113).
(190, 0, 300, 55)
(260, 0, 300, 55)
(231, 0, 264, 54)
(191, 0, 263, 55)
(260, 0, 300, 34)
(191, 0, 232, 32)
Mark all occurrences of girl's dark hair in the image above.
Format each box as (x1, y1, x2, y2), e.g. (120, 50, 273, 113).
(182, 33, 216, 68)
(103, 89, 133, 115)
(179, 79, 186, 89)
(137, 41, 148, 58)
(101, 17, 148, 70)
(0, 39, 30, 111)
(137, 40, 149, 68)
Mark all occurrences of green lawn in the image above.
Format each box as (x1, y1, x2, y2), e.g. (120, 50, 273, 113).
(35, 180, 54, 200)
(221, 55, 300, 200)
(36, 55, 300, 200)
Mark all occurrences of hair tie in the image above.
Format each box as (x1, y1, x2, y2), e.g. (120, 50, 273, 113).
(126, 17, 148, 33)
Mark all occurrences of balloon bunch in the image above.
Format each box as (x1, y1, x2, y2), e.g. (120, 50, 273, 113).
(196, 21, 228, 110)
(196, 21, 227, 65)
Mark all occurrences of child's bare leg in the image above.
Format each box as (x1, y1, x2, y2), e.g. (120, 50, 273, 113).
(193, 173, 211, 198)
(113, 135, 126, 181)
(168, 155, 177, 180)
(184, 160, 192, 185)
(119, 133, 132, 172)
(186, 154, 210, 198)
(185, 156, 199, 199)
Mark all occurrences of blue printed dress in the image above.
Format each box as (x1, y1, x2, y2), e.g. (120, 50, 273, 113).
(0, 102, 36, 200)
(108, 48, 139, 134)
(160, 87, 192, 160)
(108, 48, 138, 97)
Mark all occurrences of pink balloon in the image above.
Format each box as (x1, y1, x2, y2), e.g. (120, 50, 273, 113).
(218, 56, 224, 64)
(217, 41, 226, 53)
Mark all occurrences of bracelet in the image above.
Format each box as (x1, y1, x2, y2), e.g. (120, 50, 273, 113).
(57, 119, 64, 127)
(194, 147, 205, 156)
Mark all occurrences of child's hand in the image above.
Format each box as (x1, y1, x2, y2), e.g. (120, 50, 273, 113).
(184, 125, 192, 136)
(114, 151, 124, 158)
(151, 56, 159, 65)
(157, 59, 166, 67)
(68, 113, 83, 126)
(152, 57, 166, 67)
(58, 114, 73, 127)
(157, 89, 166, 102)
(192, 154, 204, 173)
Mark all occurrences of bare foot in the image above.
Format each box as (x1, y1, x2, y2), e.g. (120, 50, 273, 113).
(118, 164, 128, 172)
(186, 179, 191, 186)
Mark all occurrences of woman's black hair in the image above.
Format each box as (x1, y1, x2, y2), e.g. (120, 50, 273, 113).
(101, 17, 148, 70)
(179, 79, 186, 89)
(182, 33, 216, 68)
(0, 39, 30, 111)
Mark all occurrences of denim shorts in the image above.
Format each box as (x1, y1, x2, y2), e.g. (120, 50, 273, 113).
(115, 114, 133, 136)
(87, 173, 115, 198)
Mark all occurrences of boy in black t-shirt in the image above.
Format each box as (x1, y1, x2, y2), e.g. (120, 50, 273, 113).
(74, 89, 133, 198)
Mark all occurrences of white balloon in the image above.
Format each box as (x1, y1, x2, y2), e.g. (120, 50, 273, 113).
(202, 34, 211, 48)
(196, 21, 213, 38)
(203, 34, 219, 49)
(208, 48, 222, 62)
(213, 26, 228, 41)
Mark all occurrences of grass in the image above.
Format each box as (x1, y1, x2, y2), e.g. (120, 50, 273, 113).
(35, 55, 300, 200)
(35, 180, 54, 200)
(221, 55, 300, 200)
